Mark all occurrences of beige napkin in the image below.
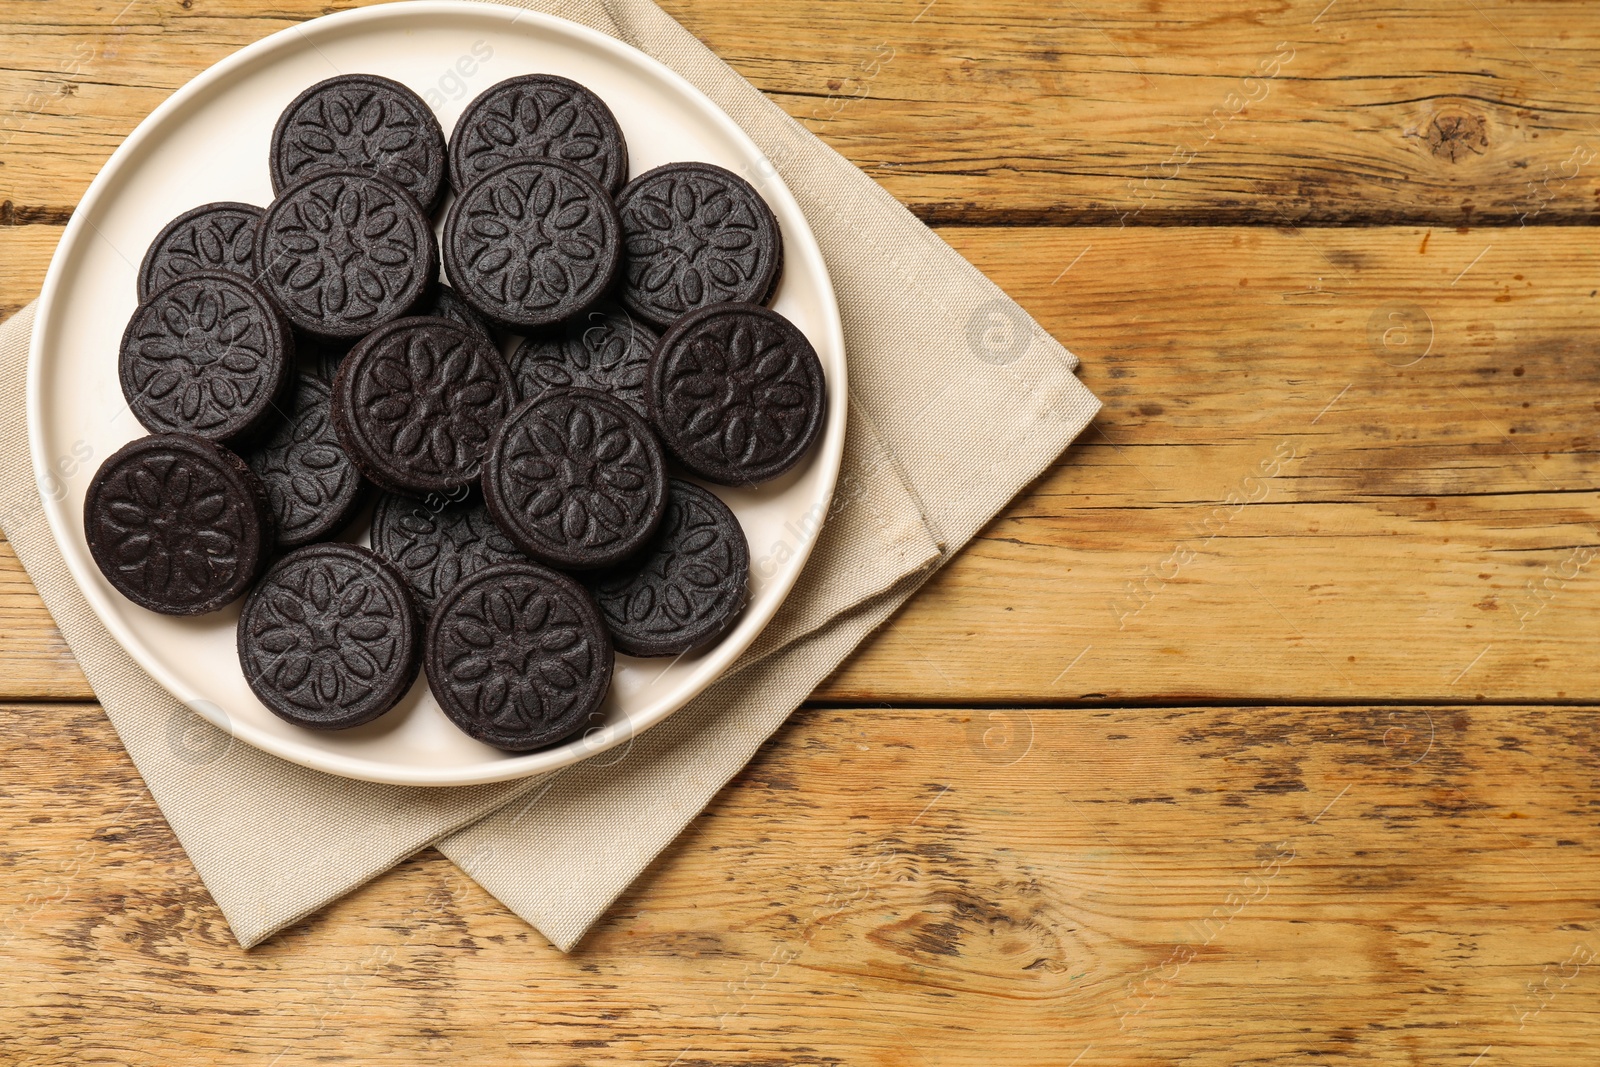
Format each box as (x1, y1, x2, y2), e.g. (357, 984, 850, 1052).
(0, 0, 1099, 951)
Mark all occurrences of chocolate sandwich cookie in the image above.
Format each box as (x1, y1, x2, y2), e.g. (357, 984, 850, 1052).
(442, 159, 621, 332)
(588, 480, 749, 657)
(369, 491, 523, 615)
(84, 434, 271, 616)
(615, 162, 783, 329)
(425, 561, 613, 752)
(418, 283, 496, 346)
(270, 74, 448, 213)
(648, 302, 826, 486)
(237, 543, 422, 730)
(508, 304, 657, 418)
(119, 270, 293, 444)
(137, 202, 264, 302)
(256, 169, 437, 342)
(481, 389, 667, 570)
(330, 316, 514, 496)
(448, 74, 629, 195)
(243, 374, 366, 547)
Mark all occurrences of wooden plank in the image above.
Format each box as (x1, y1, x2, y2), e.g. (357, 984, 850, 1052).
(0, 223, 56, 320)
(5, 224, 1600, 703)
(6, 1, 1600, 224)
(0, 540, 87, 701)
(2, 701, 1595, 1063)
(822, 223, 1600, 703)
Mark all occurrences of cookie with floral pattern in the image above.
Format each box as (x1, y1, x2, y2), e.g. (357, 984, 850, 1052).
(370, 490, 524, 615)
(481, 388, 667, 570)
(442, 159, 621, 332)
(648, 302, 825, 485)
(588, 480, 749, 656)
(425, 561, 612, 751)
(84, 433, 272, 616)
(331, 316, 515, 496)
(137, 201, 264, 302)
(237, 543, 423, 729)
(270, 74, 448, 213)
(508, 303, 657, 418)
(256, 169, 438, 342)
(243, 374, 367, 547)
(615, 162, 783, 329)
(448, 73, 629, 195)
(119, 270, 293, 444)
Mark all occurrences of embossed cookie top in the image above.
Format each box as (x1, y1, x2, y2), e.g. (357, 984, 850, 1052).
(442, 159, 621, 332)
(243, 374, 367, 547)
(137, 202, 264, 302)
(237, 543, 422, 730)
(119, 270, 292, 443)
(481, 389, 668, 571)
(330, 316, 514, 496)
(256, 169, 437, 341)
(648, 302, 826, 486)
(589, 480, 749, 657)
(425, 561, 613, 752)
(370, 491, 524, 613)
(84, 433, 270, 616)
(270, 74, 448, 212)
(509, 304, 657, 418)
(616, 162, 782, 329)
(448, 74, 629, 195)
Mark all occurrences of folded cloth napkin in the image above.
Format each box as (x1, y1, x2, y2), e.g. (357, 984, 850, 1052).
(0, 0, 1099, 951)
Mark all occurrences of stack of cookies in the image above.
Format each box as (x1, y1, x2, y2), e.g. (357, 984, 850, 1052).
(84, 71, 827, 753)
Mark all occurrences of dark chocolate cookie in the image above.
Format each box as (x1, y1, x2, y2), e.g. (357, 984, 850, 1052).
(370, 491, 524, 614)
(243, 374, 366, 547)
(425, 561, 613, 752)
(442, 159, 621, 332)
(295, 334, 350, 382)
(481, 389, 667, 570)
(418, 282, 495, 346)
(615, 162, 783, 329)
(648, 302, 826, 485)
(256, 169, 438, 342)
(270, 74, 448, 213)
(588, 480, 749, 657)
(448, 74, 629, 195)
(84, 433, 271, 616)
(237, 543, 422, 730)
(508, 304, 657, 418)
(137, 202, 264, 302)
(119, 270, 293, 443)
(330, 316, 514, 496)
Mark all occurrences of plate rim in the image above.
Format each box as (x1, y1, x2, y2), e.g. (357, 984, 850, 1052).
(27, 0, 846, 786)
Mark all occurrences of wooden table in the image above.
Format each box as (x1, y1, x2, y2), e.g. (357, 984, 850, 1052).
(3, 1, 1598, 1062)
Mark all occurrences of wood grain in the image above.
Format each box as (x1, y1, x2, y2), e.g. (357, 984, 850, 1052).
(5, 1, 1600, 225)
(2, 702, 1595, 1065)
(824, 222, 1600, 704)
(5, 0, 1599, 1062)
(6, 224, 1599, 704)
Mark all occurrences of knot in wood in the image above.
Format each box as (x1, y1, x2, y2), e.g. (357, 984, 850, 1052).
(1424, 111, 1488, 163)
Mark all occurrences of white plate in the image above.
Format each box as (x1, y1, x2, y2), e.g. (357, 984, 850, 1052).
(28, 2, 845, 786)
